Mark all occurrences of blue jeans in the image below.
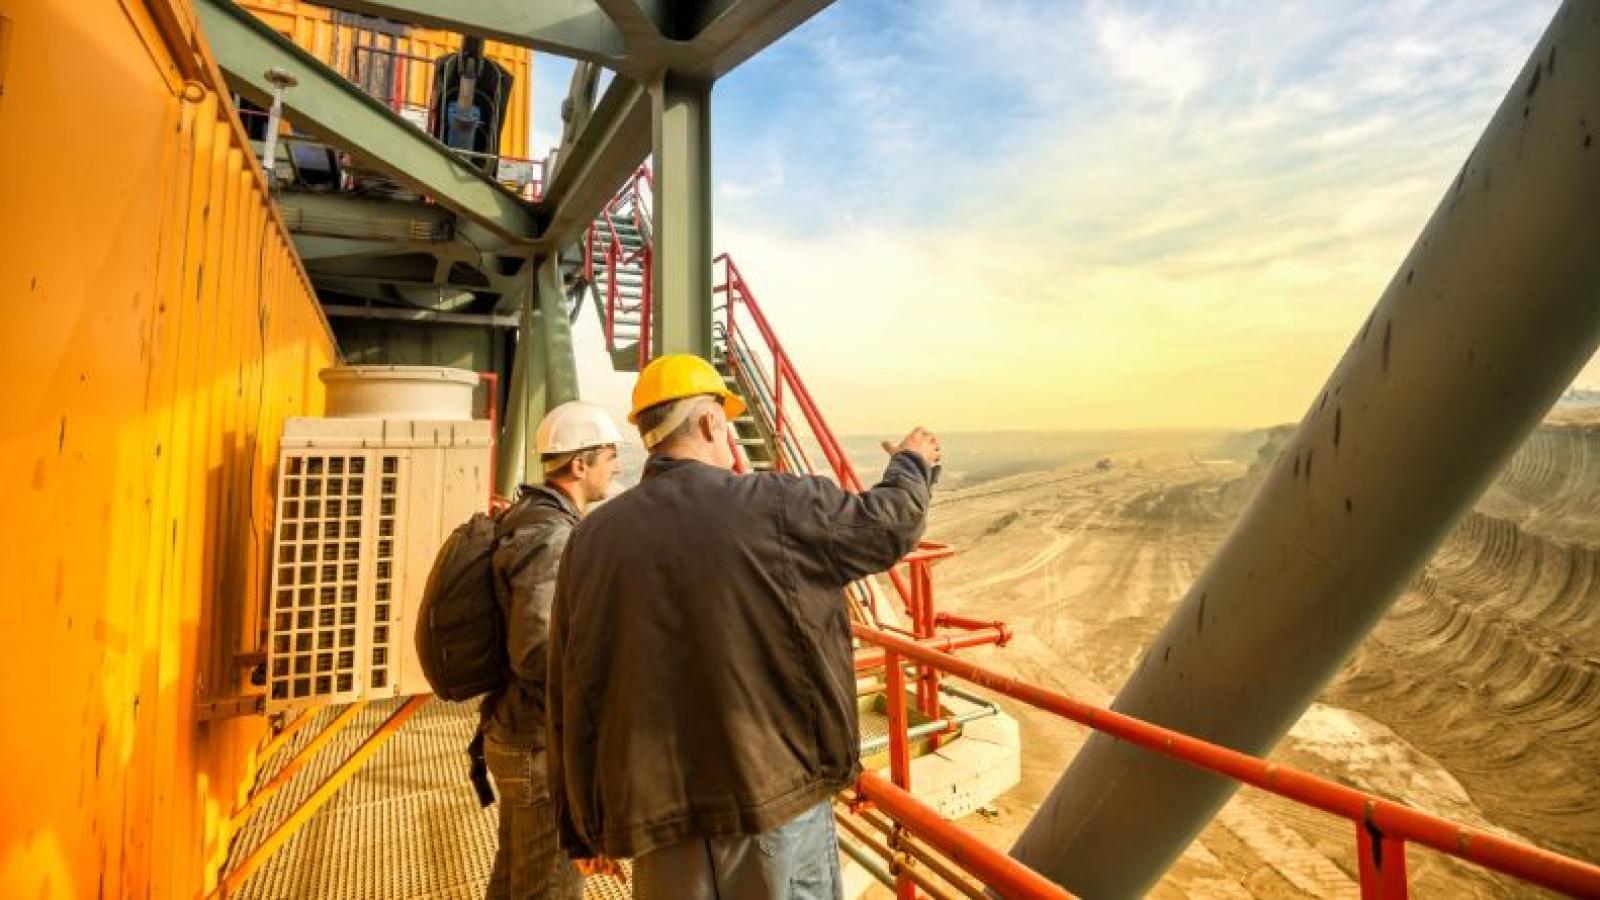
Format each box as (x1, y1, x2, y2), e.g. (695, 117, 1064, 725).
(632, 799, 844, 900)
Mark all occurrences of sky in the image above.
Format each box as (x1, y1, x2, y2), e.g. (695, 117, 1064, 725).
(531, 0, 1595, 435)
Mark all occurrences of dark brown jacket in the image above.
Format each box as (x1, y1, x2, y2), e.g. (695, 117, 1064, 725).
(482, 484, 579, 771)
(546, 452, 933, 858)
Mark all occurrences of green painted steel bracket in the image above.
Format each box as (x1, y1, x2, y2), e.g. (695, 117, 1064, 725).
(195, 0, 541, 242)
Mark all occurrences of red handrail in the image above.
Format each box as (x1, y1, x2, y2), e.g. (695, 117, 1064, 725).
(852, 623, 1600, 899)
(588, 166, 653, 364)
(856, 772, 1076, 900)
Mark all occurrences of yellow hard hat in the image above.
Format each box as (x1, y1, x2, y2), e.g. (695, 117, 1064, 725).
(629, 354, 746, 424)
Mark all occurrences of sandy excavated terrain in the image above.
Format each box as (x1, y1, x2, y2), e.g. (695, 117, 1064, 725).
(919, 412, 1600, 899)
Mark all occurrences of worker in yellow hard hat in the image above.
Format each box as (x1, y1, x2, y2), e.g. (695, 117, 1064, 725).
(547, 353, 943, 900)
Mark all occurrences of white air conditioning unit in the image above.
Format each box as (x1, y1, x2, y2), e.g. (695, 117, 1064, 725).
(265, 367, 491, 710)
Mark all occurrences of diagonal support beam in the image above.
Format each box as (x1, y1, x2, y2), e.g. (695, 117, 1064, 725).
(536, 76, 652, 249)
(307, 0, 634, 73)
(195, 0, 539, 241)
(682, 0, 834, 79)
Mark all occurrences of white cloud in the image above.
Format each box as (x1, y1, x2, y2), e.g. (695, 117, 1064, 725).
(1090, 5, 1212, 106)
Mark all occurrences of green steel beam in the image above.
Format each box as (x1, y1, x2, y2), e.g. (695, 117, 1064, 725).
(682, 0, 834, 79)
(535, 256, 581, 407)
(305, 0, 832, 81)
(323, 305, 520, 328)
(196, 0, 539, 241)
(497, 267, 537, 494)
(274, 193, 455, 245)
(305, 0, 632, 71)
(650, 71, 713, 358)
(536, 75, 652, 251)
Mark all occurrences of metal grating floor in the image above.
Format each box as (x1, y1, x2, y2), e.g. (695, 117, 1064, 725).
(227, 697, 627, 899)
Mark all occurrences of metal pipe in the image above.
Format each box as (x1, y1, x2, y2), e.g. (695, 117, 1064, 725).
(835, 808, 967, 900)
(856, 771, 1076, 900)
(852, 625, 1600, 898)
(858, 807, 991, 900)
(854, 628, 1008, 672)
(260, 67, 297, 183)
(1011, 6, 1600, 895)
(836, 831, 897, 891)
(858, 701, 997, 756)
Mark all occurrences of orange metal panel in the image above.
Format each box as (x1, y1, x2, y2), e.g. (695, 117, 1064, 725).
(0, 1, 335, 897)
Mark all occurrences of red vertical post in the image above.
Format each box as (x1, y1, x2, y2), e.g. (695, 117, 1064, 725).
(911, 561, 942, 747)
(605, 240, 618, 351)
(1357, 823, 1410, 900)
(884, 650, 910, 791)
(883, 649, 918, 899)
(724, 262, 735, 344)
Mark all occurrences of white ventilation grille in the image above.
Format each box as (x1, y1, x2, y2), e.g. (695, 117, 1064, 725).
(266, 417, 490, 711)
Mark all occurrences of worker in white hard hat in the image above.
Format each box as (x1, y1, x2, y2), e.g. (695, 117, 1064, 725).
(481, 400, 624, 899)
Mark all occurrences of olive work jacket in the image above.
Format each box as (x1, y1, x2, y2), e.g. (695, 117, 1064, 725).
(481, 483, 580, 776)
(546, 451, 934, 859)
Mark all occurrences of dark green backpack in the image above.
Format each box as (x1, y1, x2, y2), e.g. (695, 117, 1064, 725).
(415, 512, 507, 702)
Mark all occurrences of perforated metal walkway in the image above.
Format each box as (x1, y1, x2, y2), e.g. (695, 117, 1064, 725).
(226, 697, 631, 899)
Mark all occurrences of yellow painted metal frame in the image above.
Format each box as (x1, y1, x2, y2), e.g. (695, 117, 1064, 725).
(0, 1, 336, 896)
(216, 695, 429, 897)
(226, 700, 369, 830)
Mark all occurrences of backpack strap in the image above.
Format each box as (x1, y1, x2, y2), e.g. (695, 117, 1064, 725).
(466, 719, 496, 808)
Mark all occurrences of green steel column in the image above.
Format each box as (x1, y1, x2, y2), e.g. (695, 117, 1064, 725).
(1010, 5, 1600, 895)
(522, 305, 550, 485)
(536, 255, 581, 408)
(495, 266, 540, 493)
(649, 71, 714, 358)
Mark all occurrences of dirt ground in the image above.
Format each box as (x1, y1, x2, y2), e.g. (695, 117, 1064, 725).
(905, 416, 1600, 899)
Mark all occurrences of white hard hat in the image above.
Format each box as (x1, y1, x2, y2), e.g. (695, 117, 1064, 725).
(535, 401, 623, 456)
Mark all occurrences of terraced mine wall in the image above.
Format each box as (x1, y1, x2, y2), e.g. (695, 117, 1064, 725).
(1325, 414, 1600, 864)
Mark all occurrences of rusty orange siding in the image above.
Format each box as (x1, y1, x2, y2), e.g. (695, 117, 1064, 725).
(238, 0, 534, 159)
(0, 0, 336, 896)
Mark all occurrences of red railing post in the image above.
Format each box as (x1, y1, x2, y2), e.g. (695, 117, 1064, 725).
(851, 624, 1600, 899)
(882, 649, 918, 900)
(605, 240, 619, 351)
(1358, 824, 1409, 900)
(910, 560, 943, 747)
(884, 650, 910, 791)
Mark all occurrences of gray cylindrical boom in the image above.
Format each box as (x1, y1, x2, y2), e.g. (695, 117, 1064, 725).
(1010, 4, 1600, 896)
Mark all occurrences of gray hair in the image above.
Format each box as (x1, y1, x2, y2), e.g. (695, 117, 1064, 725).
(636, 395, 720, 450)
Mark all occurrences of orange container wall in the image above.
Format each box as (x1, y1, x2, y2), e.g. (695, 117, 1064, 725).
(0, 1, 335, 897)
(238, 0, 534, 159)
